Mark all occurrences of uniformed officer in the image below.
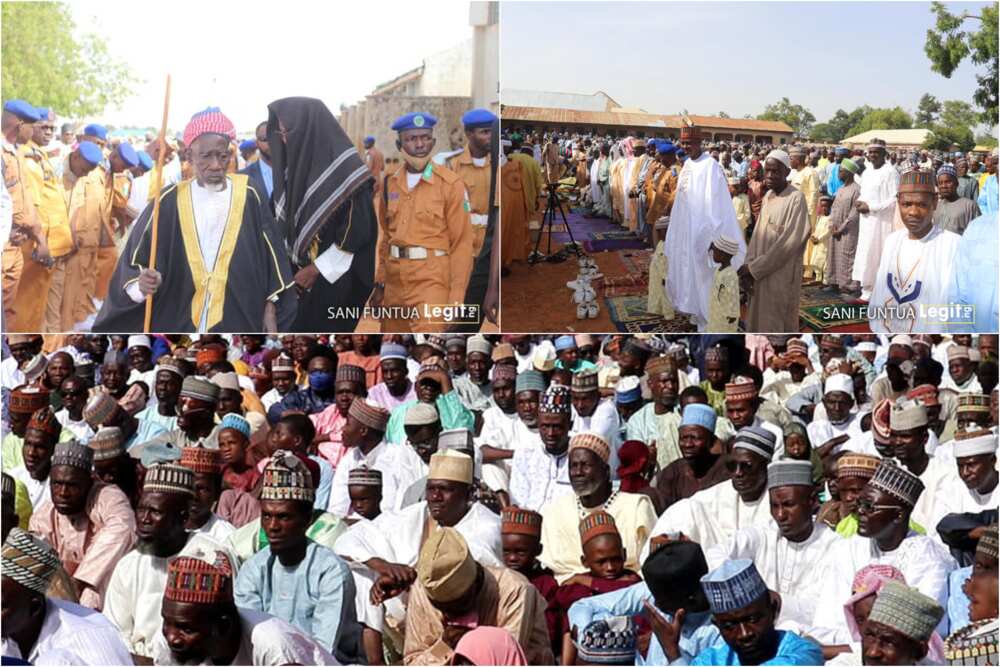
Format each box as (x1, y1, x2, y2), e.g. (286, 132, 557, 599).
(371, 111, 473, 332)
(12, 109, 74, 332)
(59, 140, 107, 331)
(446, 108, 497, 259)
(1, 100, 49, 325)
(98, 141, 139, 304)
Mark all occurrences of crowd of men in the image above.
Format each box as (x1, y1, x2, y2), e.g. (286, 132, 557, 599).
(0, 331, 997, 665)
(1, 99, 500, 335)
(500, 126, 999, 333)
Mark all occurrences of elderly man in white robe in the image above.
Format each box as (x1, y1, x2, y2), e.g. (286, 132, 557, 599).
(925, 429, 999, 532)
(333, 450, 501, 646)
(740, 149, 811, 332)
(705, 460, 842, 626)
(811, 459, 957, 644)
(476, 367, 542, 493)
(888, 399, 955, 531)
(854, 140, 900, 300)
(806, 373, 865, 459)
(538, 432, 657, 583)
(569, 368, 623, 479)
(665, 126, 747, 330)
(869, 169, 961, 333)
(642, 425, 777, 560)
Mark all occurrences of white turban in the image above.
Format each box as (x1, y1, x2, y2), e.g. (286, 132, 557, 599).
(766, 149, 791, 171)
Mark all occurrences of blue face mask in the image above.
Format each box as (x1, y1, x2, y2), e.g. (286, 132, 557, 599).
(309, 371, 335, 392)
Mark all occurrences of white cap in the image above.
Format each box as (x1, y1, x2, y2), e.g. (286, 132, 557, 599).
(890, 335, 913, 349)
(532, 341, 557, 372)
(954, 432, 998, 458)
(211, 371, 241, 392)
(856, 342, 878, 353)
(824, 373, 854, 397)
(127, 335, 151, 350)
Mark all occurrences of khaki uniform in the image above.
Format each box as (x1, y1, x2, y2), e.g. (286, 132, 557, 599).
(446, 146, 491, 258)
(366, 146, 385, 194)
(646, 162, 679, 223)
(95, 170, 132, 301)
(11, 143, 73, 332)
(2, 141, 39, 325)
(61, 164, 111, 330)
(376, 162, 473, 333)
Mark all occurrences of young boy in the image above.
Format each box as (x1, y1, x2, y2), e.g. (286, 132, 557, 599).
(346, 466, 382, 523)
(501, 507, 560, 657)
(809, 195, 832, 286)
(729, 177, 751, 238)
(646, 219, 674, 320)
(218, 413, 258, 492)
(260, 353, 298, 412)
(706, 233, 740, 332)
(556, 511, 643, 665)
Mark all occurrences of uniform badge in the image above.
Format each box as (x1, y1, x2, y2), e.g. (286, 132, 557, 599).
(414, 115, 425, 128)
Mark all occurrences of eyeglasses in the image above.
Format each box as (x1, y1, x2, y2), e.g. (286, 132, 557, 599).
(856, 498, 900, 514)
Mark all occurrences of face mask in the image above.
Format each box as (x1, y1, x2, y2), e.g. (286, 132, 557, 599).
(708, 252, 721, 270)
(402, 151, 431, 173)
(309, 371, 335, 392)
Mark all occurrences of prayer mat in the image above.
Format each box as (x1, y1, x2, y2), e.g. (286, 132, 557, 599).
(583, 237, 648, 252)
(621, 317, 697, 333)
(605, 295, 657, 324)
(798, 284, 869, 331)
(590, 230, 641, 241)
(618, 249, 653, 276)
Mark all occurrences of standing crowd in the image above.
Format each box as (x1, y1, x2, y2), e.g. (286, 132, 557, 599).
(0, 331, 997, 665)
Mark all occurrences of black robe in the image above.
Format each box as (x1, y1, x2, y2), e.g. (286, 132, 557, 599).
(93, 174, 297, 332)
(291, 183, 377, 331)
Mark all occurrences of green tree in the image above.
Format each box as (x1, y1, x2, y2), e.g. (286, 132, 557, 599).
(924, 125, 975, 152)
(939, 99, 978, 131)
(826, 106, 872, 141)
(757, 97, 816, 138)
(2, 2, 138, 117)
(846, 107, 913, 137)
(808, 122, 840, 144)
(974, 132, 998, 148)
(914, 93, 942, 126)
(924, 1, 998, 124)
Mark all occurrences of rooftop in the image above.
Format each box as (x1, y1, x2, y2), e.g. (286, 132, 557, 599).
(500, 105, 794, 134)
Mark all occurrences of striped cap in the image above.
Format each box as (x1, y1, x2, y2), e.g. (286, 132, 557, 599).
(492, 343, 515, 362)
(89, 426, 126, 461)
(271, 353, 296, 373)
(954, 429, 998, 457)
(155, 355, 188, 378)
(868, 581, 944, 643)
(379, 342, 408, 361)
(570, 432, 610, 463)
(766, 460, 813, 490)
(143, 463, 195, 497)
(733, 425, 776, 461)
(539, 385, 571, 414)
(348, 397, 390, 432)
(977, 524, 998, 560)
(51, 440, 93, 471)
(165, 550, 234, 605)
(571, 368, 599, 394)
(871, 399, 893, 444)
(336, 364, 366, 386)
(836, 454, 881, 480)
(467, 335, 492, 356)
(646, 355, 677, 377)
(180, 376, 220, 403)
(428, 450, 473, 484)
(576, 617, 637, 665)
(501, 507, 542, 537)
(404, 402, 439, 426)
(615, 376, 642, 404)
(898, 169, 936, 194)
(705, 346, 729, 363)
(445, 336, 467, 350)
(492, 364, 517, 384)
(83, 392, 119, 428)
(1, 528, 61, 595)
(426, 335, 447, 354)
(347, 466, 382, 488)
(948, 345, 972, 362)
(180, 446, 221, 475)
(957, 393, 990, 414)
(182, 107, 236, 148)
(906, 384, 939, 407)
(869, 459, 925, 508)
(701, 559, 769, 614)
(27, 406, 62, 438)
(515, 370, 547, 394)
(579, 510, 620, 546)
(261, 451, 315, 503)
(725, 376, 758, 402)
(9, 385, 50, 414)
(219, 413, 251, 439)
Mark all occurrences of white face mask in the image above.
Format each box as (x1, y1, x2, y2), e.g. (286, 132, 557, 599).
(708, 251, 721, 270)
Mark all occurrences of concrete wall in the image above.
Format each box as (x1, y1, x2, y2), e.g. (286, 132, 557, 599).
(417, 40, 472, 97)
(471, 1, 499, 111)
(341, 95, 473, 162)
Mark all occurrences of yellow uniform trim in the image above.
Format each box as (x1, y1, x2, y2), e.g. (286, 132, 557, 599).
(176, 175, 248, 330)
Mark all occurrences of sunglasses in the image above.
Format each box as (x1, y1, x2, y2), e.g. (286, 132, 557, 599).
(856, 498, 900, 514)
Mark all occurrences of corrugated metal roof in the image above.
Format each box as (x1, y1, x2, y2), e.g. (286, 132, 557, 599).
(500, 90, 620, 112)
(841, 128, 933, 146)
(500, 105, 794, 134)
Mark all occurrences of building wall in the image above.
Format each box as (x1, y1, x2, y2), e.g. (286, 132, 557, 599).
(471, 1, 499, 111)
(417, 40, 473, 97)
(343, 95, 472, 161)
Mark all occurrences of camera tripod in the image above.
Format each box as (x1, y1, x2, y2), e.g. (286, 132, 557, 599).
(528, 182, 582, 265)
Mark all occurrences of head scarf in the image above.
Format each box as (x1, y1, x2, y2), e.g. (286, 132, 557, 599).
(450, 627, 527, 666)
(267, 97, 373, 266)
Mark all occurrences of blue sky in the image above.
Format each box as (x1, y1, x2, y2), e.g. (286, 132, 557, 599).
(501, 1, 994, 127)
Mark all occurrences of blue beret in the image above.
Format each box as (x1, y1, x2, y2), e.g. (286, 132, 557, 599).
(391, 112, 437, 132)
(83, 124, 108, 141)
(657, 141, 677, 155)
(835, 146, 849, 156)
(137, 150, 154, 171)
(3, 100, 40, 122)
(77, 141, 104, 166)
(238, 139, 256, 152)
(677, 149, 687, 158)
(646, 138, 657, 146)
(554, 335, 576, 352)
(35, 107, 51, 120)
(364, 135, 375, 144)
(116, 142, 139, 167)
(462, 108, 497, 129)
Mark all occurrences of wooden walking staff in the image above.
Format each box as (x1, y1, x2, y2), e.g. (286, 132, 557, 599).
(143, 74, 172, 333)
